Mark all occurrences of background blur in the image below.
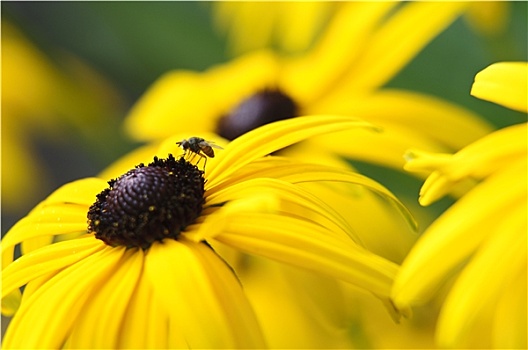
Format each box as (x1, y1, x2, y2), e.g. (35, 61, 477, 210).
(2, 1, 527, 235)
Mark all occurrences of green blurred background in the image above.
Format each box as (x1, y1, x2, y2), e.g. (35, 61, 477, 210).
(2, 1, 527, 233)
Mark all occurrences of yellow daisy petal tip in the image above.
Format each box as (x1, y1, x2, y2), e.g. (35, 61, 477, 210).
(471, 62, 528, 113)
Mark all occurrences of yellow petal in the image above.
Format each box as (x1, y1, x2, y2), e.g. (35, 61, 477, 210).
(144, 239, 265, 348)
(276, 2, 335, 53)
(313, 125, 443, 172)
(214, 212, 398, 298)
(205, 177, 358, 242)
(340, 2, 468, 92)
(67, 248, 144, 348)
(186, 192, 281, 243)
(209, 159, 417, 232)
(406, 124, 527, 205)
(124, 51, 280, 141)
(214, 2, 334, 55)
(311, 89, 493, 150)
(451, 123, 527, 179)
(392, 161, 526, 308)
(281, 2, 396, 103)
(41, 177, 107, 206)
(2, 246, 126, 349)
(241, 257, 355, 348)
(123, 71, 217, 141)
(213, 2, 276, 54)
(2, 236, 102, 300)
(207, 115, 378, 186)
(2, 218, 87, 267)
(493, 268, 527, 348)
(435, 205, 526, 348)
(117, 264, 175, 349)
(471, 62, 528, 112)
(2, 178, 104, 265)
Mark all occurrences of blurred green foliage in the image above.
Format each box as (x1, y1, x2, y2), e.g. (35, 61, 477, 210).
(3, 2, 227, 97)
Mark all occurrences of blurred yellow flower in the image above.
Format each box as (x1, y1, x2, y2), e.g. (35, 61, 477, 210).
(213, 1, 337, 55)
(1, 21, 124, 214)
(392, 62, 527, 349)
(2, 116, 413, 348)
(124, 1, 492, 173)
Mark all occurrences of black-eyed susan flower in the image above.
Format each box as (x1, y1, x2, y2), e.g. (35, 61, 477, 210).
(2, 116, 414, 349)
(392, 62, 527, 349)
(123, 1, 492, 173)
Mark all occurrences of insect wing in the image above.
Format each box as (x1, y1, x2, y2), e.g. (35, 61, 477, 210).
(196, 140, 214, 157)
(209, 143, 224, 150)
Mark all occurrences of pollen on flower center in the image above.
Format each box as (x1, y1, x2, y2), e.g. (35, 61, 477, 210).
(87, 155, 205, 249)
(217, 88, 299, 140)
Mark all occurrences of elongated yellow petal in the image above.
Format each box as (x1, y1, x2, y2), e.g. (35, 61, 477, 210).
(342, 2, 468, 91)
(493, 268, 527, 348)
(2, 246, 126, 349)
(311, 89, 493, 150)
(214, 2, 334, 55)
(117, 265, 175, 349)
(392, 162, 526, 308)
(435, 205, 526, 348)
(124, 51, 280, 141)
(2, 219, 87, 267)
(205, 177, 358, 243)
(207, 115, 378, 185)
(471, 62, 528, 112)
(406, 124, 527, 205)
(2, 236, 102, 300)
(123, 71, 217, 141)
(209, 160, 417, 231)
(1, 179, 104, 266)
(144, 239, 265, 348)
(20, 203, 90, 255)
(276, 2, 334, 53)
(312, 126, 444, 172)
(68, 248, 144, 349)
(281, 2, 396, 103)
(41, 177, 107, 206)
(186, 192, 281, 244)
(215, 2, 276, 54)
(241, 258, 355, 348)
(214, 212, 398, 298)
(450, 123, 527, 179)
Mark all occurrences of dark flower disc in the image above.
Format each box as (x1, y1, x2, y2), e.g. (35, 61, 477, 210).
(87, 155, 205, 249)
(216, 88, 298, 140)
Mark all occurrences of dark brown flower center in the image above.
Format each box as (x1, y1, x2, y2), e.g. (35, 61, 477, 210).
(87, 155, 205, 249)
(216, 88, 298, 140)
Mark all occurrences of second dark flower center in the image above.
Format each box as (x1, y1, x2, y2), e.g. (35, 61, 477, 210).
(216, 88, 298, 140)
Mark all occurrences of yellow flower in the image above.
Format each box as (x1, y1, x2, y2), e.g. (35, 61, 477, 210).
(392, 62, 528, 348)
(124, 2, 492, 173)
(212, 2, 337, 55)
(2, 116, 414, 348)
(1, 21, 124, 214)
